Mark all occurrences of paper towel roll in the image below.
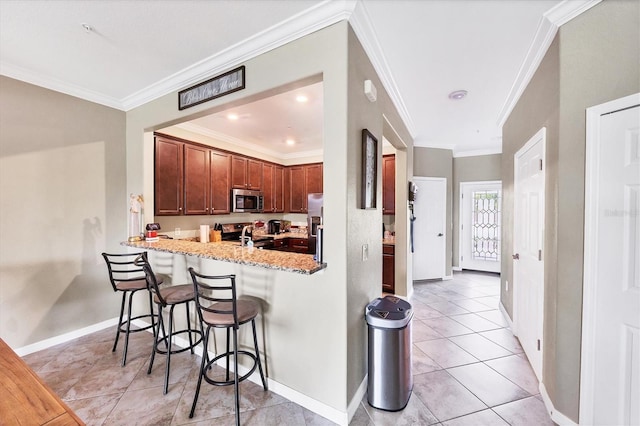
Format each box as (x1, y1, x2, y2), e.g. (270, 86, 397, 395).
(200, 225, 210, 243)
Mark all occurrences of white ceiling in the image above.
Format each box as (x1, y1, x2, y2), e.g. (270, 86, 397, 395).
(0, 0, 596, 157)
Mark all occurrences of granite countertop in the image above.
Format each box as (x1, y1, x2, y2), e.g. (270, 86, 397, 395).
(122, 239, 325, 275)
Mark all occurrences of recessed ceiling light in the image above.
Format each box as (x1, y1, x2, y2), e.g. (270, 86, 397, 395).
(448, 90, 468, 100)
(295, 95, 308, 103)
(286, 139, 296, 146)
(227, 113, 239, 120)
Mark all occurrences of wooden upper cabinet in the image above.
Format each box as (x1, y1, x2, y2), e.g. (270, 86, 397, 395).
(274, 165, 285, 213)
(382, 155, 395, 215)
(247, 159, 262, 190)
(184, 144, 210, 215)
(231, 156, 247, 189)
(155, 137, 184, 215)
(287, 163, 323, 213)
(231, 156, 262, 190)
(210, 150, 231, 214)
(262, 163, 275, 213)
(262, 164, 285, 213)
(288, 166, 306, 212)
(305, 163, 323, 195)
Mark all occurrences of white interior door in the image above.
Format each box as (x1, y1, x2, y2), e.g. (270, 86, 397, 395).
(581, 94, 640, 426)
(413, 177, 446, 280)
(460, 181, 502, 273)
(513, 128, 545, 381)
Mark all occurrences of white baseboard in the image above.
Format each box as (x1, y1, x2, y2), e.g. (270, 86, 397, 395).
(539, 382, 578, 426)
(347, 376, 367, 423)
(499, 302, 514, 330)
(15, 318, 119, 356)
(452, 266, 462, 272)
(166, 323, 350, 425)
(442, 275, 453, 281)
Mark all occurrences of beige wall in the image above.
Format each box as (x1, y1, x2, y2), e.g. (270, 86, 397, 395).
(502, 0, 639, 421)
(413, 147, 453, 276)
(0, 76, 127, 348)
(345, 26, 413, 401)
(452, 154, 502, 267)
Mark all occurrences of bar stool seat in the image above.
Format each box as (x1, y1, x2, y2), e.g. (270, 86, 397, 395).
(188, 268, 267, 425)
(102, 252, 161, 367)
(139, 256, 202, 395)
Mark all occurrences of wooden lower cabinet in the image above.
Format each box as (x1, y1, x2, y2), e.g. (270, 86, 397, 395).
(382, 244, 395, 293)
(288, 238, 309, 253)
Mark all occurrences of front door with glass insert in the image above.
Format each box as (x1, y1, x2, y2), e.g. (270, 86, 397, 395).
(460, 181, 502, 273)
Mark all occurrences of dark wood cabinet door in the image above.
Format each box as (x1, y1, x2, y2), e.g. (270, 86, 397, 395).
(154, 137, 184, 215)
(288, 166, 305, 212)
(305, 163, 323, 195)
(210, 150, 231, 214)
(274, 165, 285, 213)
(231, 156, 247, 189)
(184, 144, 210, 215)
(262, 163, 274, 212)
(382, 245, 395, 293)
(382, 155, 395, 215)
(247, 159, 262, 190)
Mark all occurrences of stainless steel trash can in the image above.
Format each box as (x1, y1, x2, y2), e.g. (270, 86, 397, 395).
(365, 295, 413, 411)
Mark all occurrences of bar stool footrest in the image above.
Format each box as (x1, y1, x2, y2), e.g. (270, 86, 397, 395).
(203, 351, 259, 387)
(154, 330, 203, 356)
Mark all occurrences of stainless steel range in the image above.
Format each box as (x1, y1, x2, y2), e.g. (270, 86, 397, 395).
(219, 222, 274, 248)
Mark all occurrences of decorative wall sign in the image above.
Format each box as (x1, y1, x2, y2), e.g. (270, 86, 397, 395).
(362, 129, 378, 209)
(178, 66, 245, 110)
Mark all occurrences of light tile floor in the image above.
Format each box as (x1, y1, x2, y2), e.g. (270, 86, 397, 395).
(21, 271, 552, 425)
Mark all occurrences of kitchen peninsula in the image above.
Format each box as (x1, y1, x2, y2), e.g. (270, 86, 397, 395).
(122, 238, 325, 274)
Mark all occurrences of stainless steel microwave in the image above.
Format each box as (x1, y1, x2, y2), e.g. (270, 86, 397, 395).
(231, 189, 264, 213)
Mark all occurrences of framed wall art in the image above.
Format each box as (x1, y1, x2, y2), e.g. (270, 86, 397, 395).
(361, 129, 378, 209)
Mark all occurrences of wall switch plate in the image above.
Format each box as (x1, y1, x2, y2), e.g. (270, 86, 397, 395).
(175, 228, 181, 236)
(362, 244, 368, 261)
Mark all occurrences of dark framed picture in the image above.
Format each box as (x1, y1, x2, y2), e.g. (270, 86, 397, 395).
(361, 129, 378, 209)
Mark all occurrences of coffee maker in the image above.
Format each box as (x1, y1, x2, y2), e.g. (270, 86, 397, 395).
(268, 220, 281, 235)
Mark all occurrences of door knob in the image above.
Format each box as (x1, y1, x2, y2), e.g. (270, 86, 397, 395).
(512, 253, 520, 260)
(437, 233, 443, 237)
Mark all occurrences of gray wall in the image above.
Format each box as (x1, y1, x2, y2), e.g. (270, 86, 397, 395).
(452, 154, 502, 267)
(414, 147, 453, 276)
(0, 76, 127, 347)
(346, 25, 413, 401)
(502, 0, 640, 421)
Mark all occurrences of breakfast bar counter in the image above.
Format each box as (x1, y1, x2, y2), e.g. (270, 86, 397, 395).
(122, 238, 326, 275)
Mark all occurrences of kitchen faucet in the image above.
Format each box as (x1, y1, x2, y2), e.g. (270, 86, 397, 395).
(241, 225, 252, 247)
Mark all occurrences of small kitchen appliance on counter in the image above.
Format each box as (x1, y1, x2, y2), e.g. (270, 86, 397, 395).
(268, 220, 281, 235)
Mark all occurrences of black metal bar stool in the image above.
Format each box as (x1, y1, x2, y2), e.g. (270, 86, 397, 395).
(188, 267, 268, 425)
(102, 252, 160, 366)
(138, 254, 202, 394)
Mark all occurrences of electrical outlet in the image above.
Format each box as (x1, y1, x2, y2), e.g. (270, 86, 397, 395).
(362, 244, 369, 261)
(175, 228, 181, 237)
(505, 280, 509, 292)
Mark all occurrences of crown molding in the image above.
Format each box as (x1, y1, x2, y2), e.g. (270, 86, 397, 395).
(349, 2, 415, 137)
(0, 61, 123, 110)
(496, 0, 602, 128)
(453, 147, 503, 158)
(121, 0, 357, 111)
(175, 122, 322, 161)
(545, 0, 601, 27)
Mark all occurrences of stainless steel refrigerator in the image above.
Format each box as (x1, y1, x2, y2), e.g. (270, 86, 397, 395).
(307, 193, 323, 259)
